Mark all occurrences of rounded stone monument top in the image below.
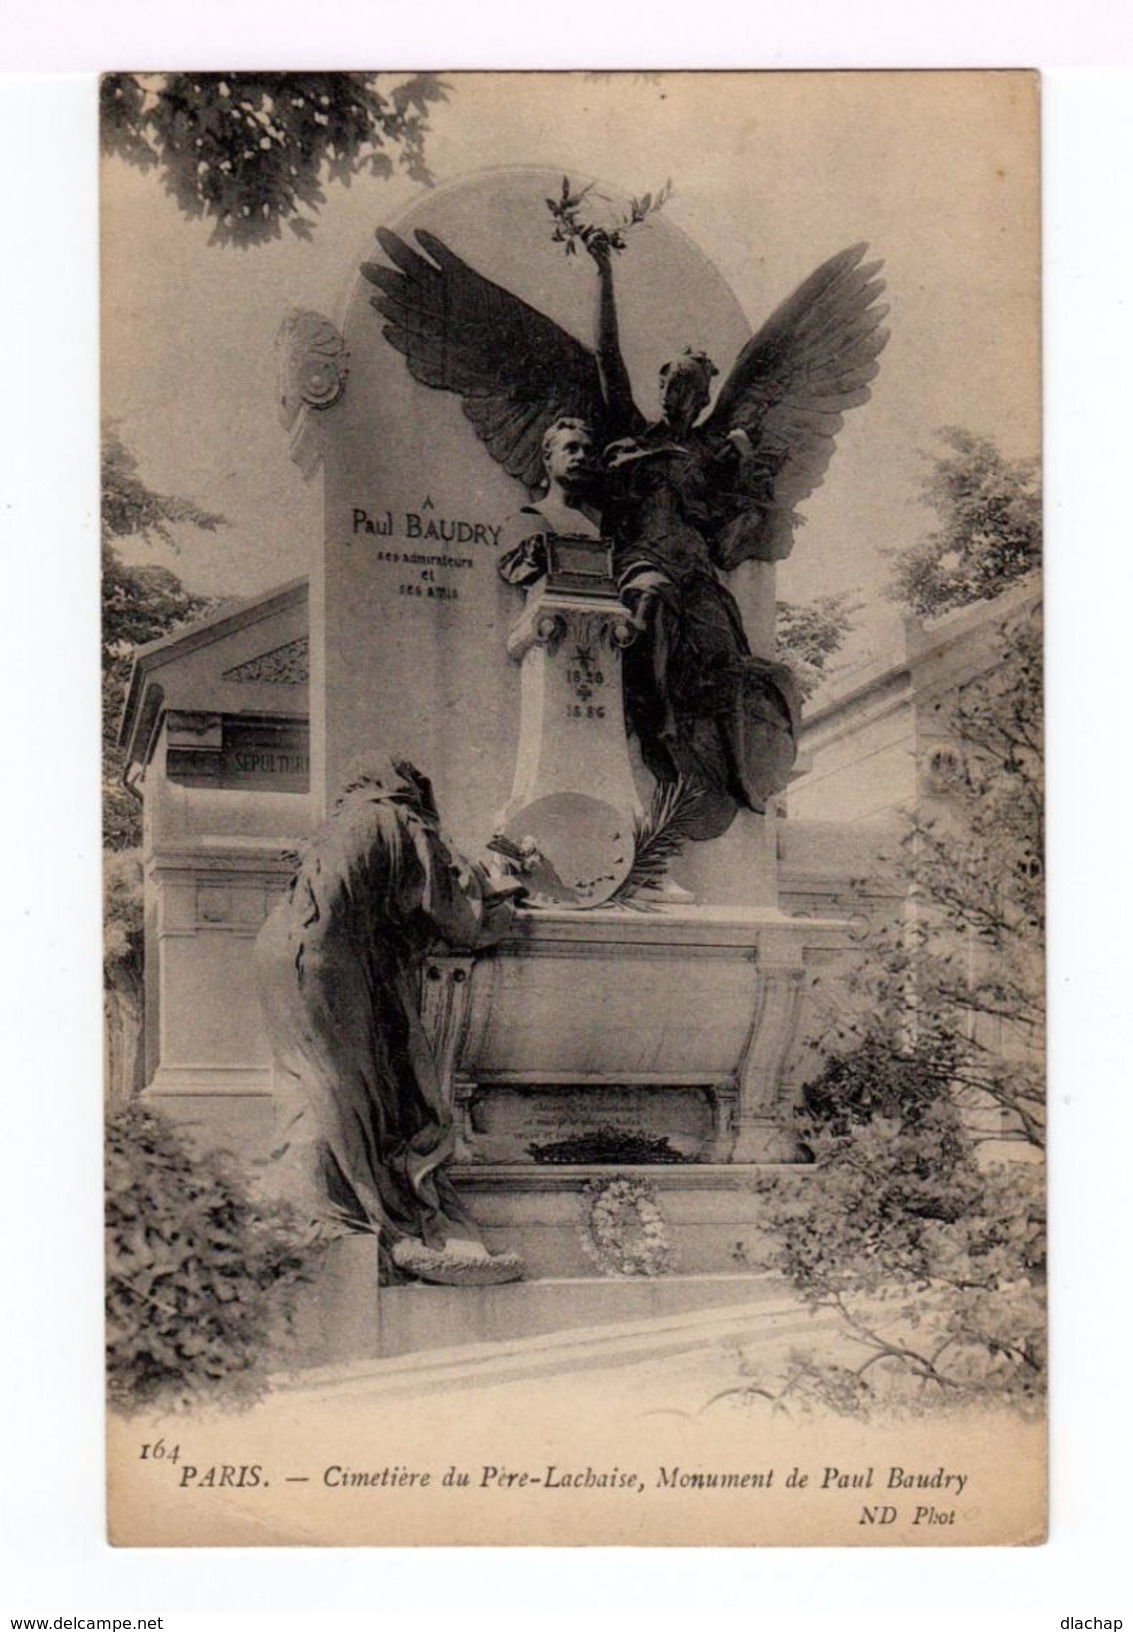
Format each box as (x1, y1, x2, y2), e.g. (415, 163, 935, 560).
(341, 165, 753, 446)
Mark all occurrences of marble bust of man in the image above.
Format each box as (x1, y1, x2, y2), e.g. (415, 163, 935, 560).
(497, 417, 601, 587)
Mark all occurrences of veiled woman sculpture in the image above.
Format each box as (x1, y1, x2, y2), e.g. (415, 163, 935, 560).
(363, 202, 888, 837)
(255, 756, 526, 1285)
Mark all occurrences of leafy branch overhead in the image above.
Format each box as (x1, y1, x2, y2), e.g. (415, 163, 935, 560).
(547, 174, 673, 257)
(101, 73, 449, 247)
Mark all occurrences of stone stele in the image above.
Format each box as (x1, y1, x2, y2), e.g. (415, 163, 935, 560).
(270, 168, 859, 1311)
(286, 167, 778, 887)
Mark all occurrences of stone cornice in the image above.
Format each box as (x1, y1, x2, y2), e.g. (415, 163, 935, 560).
(119, 577, 310, 767)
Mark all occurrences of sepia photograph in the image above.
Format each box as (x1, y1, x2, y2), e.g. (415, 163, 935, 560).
(97, 68, 1045, 1548)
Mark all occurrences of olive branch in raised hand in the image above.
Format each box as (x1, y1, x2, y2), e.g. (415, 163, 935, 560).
(546, 174, 673, 258)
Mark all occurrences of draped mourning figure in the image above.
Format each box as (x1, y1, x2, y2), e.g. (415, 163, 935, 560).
(255, 756, 525, 1285)
(363, 220, 888, 836)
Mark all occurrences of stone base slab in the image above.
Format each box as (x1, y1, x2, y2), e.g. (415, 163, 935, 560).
(454, 1161, 809, 1279)
(277, 1277, 818, 1395)
(286, 1235, 382, 1370)
(279, 1165, 813, 1370)
(143, 1087, 275, 1161)
(372, 1270, 786, 1362)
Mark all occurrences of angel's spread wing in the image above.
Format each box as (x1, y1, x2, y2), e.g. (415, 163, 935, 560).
(362, 228, 609, 492)
(704, 243, 890, 564)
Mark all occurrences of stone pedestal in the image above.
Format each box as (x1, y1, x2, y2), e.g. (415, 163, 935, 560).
(502, 566, 639, 825)
(413, 904, 850, 1277)
(499, 545, 641, 907)
(140, 836, 298, 1161)
(287, 1235, 381, 1369)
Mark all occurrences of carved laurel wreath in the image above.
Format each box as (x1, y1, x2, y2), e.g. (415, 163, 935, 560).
(580, 1174, 675, 1278)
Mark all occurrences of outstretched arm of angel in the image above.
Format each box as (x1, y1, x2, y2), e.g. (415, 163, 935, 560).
(583, 232, 642, 435)
(701, 243, 890, 567)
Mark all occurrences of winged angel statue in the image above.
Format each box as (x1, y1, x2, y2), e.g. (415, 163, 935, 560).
(362, 212, 888, 839)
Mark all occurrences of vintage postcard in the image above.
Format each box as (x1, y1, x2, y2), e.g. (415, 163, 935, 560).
(101, 69, 1044, 1547)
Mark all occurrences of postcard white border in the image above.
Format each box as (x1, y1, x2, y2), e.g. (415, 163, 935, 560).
(2, 10, 1131, 1623)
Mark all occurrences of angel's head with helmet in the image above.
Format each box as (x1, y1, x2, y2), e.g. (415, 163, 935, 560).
(540, 417, 594, 494)
(658, 349, 719, 433)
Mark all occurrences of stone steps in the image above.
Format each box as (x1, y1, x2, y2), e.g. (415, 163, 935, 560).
(278, 1269, 818, 1398)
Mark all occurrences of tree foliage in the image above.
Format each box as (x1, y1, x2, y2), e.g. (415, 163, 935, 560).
(101, 73, 448, 247)
(810, 603, 1046, 1151)
(746, 1118, 1045, 1418)
(103, 425, 226, 559)
(889, 427, 1040, 618)
(104, 848, 144, 981)
(106, 1102, 313, 1414)
(776, 593, 856, 701)
(898, 607, 1045, 1143)
(746, 598, 1045, 1418)
(104, 848, 147, 1103)
(797, 1029, 962, 1143)
(102, 429, 222, 849)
